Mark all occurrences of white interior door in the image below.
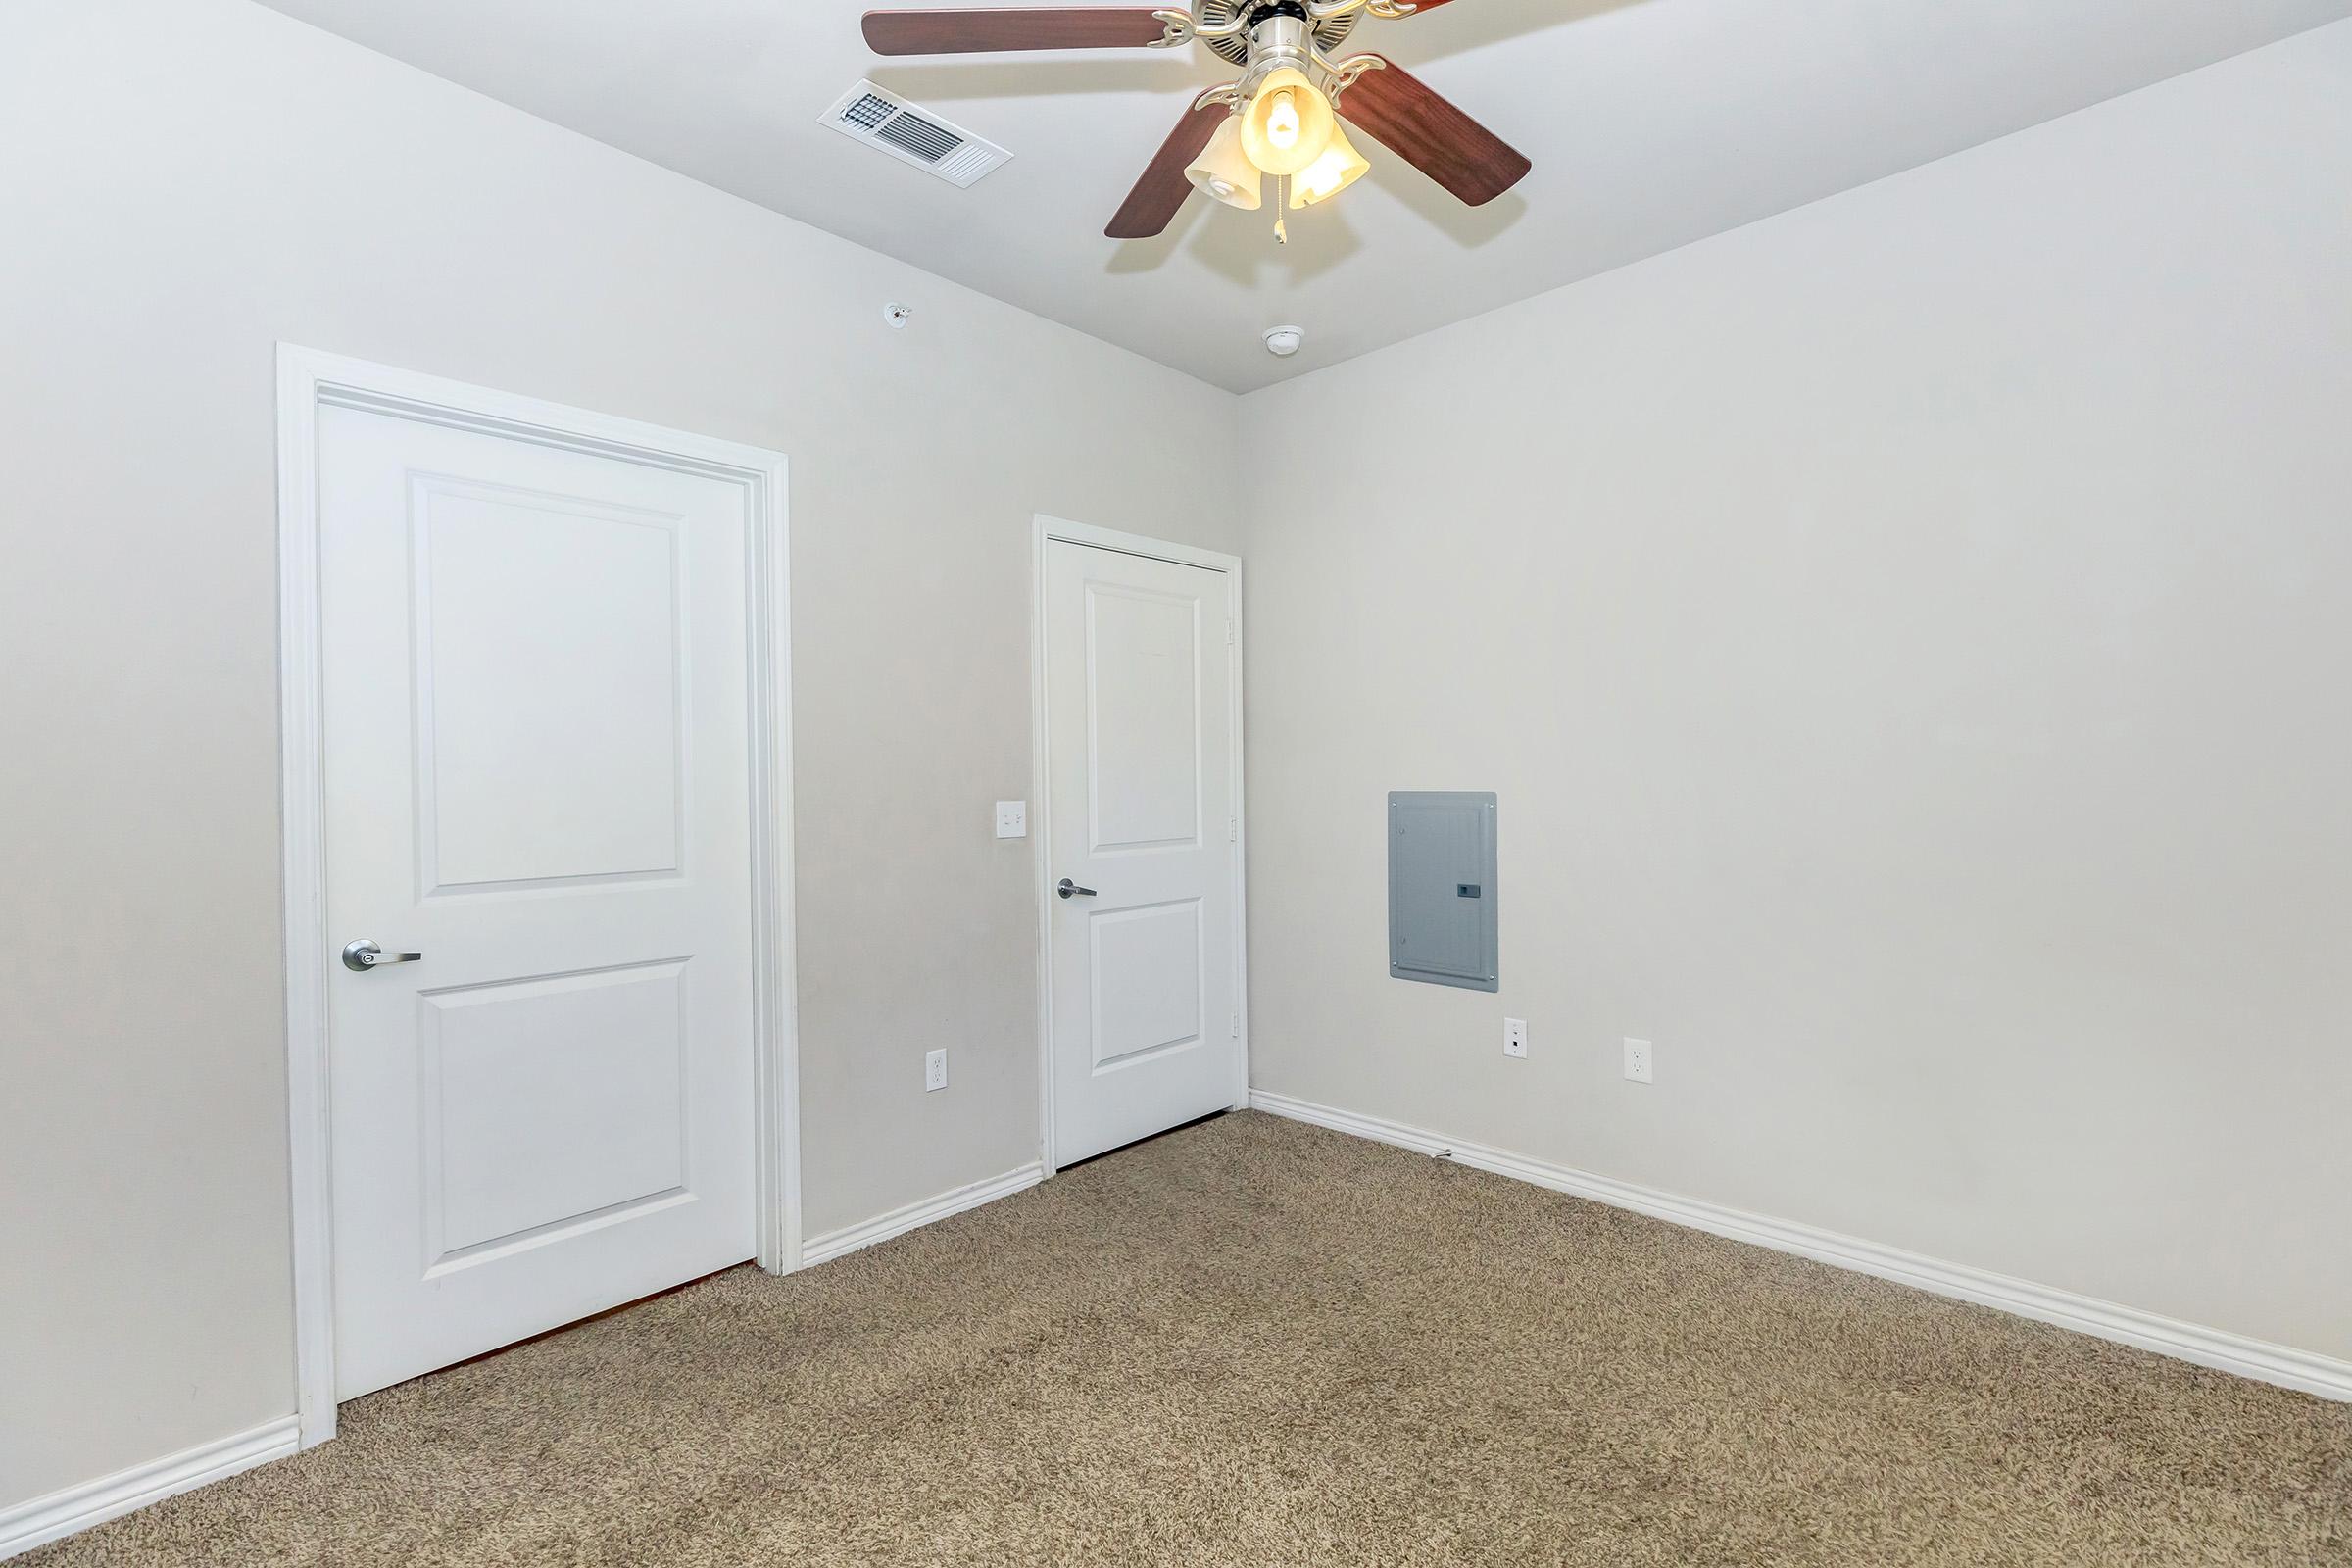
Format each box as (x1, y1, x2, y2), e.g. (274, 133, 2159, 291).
(1044, 537, 1241, 1166)
(320, 402, 757, 1399)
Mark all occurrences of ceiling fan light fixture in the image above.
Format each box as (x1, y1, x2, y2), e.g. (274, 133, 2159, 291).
(1185, 115, 1263, 210)
(1289, 122, 1369, 208)
(1239, 67, 1335, 177)
(852, 6, 1535, 244)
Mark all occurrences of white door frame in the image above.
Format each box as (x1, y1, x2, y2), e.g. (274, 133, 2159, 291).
(1030, 515, 1248, 1177)
(275, 345, 800, 1449)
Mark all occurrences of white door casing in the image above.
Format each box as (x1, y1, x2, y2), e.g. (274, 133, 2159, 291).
(1039, 525, 1245, 1167)
(279, 349, 796, 1440)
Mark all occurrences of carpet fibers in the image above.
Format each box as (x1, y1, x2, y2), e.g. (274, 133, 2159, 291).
(29, 1111, 2351, 1566)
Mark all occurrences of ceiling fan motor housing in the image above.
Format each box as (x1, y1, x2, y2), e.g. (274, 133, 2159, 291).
(1202, 0, 1357, 69)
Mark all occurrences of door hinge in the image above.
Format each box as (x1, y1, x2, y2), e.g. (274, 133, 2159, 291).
(1231, 1012, 1240, 1038)
(1228, 815, 1237, 843)
(1225, 619, 1235, 646)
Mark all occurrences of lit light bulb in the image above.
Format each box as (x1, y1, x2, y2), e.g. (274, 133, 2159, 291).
(1239, 67, 1335, 177)
(1266, 90, 1301, 151)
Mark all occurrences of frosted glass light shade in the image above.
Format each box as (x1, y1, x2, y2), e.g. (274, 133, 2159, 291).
(1290, 122, 1369, 207)
(1185, 116, 1262, 210)
(1239, 67, 1335, 177)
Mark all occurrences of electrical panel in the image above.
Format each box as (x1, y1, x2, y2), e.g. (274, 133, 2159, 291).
(1388, 792, 1497, 992)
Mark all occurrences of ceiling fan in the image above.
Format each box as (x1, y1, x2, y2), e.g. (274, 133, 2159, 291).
(861, 2, 1531, 242)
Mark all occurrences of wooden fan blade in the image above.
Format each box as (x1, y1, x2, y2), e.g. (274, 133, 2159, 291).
(862, 8, 1173, 54)
(1339, 56, 1530, 207)
(1106, 101, 1226, 239)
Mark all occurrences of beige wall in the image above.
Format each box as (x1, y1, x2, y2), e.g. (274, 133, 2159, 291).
(1239, 24, 2352, 1364)
(0, 0, 1238, 1507)
(7, 0, 2348, 1525)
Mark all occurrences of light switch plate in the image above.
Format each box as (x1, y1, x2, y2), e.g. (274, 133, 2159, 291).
(995, 801, 1027, 839)
(1503, 1017, 1527, 1058)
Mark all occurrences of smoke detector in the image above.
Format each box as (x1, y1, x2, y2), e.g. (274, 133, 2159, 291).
(820, 81, 1011, 188)
(1262, 324, 1306, 358)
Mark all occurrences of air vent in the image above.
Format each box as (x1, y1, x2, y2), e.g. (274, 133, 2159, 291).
(820, 81, 1011, 189)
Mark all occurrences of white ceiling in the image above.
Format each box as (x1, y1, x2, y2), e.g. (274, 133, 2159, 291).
(256, 0, 2347, 391)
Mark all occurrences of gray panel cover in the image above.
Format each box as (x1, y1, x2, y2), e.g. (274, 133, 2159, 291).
(1388, 792, 1497, 992)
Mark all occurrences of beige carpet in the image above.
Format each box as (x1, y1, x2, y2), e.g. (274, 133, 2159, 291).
(29, 1111, 2351, 1566)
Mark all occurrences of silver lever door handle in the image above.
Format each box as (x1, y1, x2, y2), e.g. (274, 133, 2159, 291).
(1055, 878, 1098, 900)
(342, 939, 423, 972)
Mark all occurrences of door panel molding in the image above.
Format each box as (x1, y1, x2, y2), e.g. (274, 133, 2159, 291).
(276, 346, 798, 1450)
(1031, 516, 1247, 1175)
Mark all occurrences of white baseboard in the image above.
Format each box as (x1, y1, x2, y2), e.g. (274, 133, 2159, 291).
(12, 1118, 2335, 1562)
(800, 1161, 1046, 1268)
(1249, 1089, 2352, 1403)
(0, 1414, 300, 1560)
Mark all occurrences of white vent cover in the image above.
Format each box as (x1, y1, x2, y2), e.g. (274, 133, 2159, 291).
(820, 81, 1011, 188)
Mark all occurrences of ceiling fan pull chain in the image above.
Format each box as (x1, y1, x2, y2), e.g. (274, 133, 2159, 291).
(1274, 174, 1290, 244)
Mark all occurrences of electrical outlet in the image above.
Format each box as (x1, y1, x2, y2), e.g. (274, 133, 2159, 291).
(994, 801, 1027, 839)
(1503, 1017, 1527, 1059)
(925, 1049, 949, 1092)
(1624, 1037, 1653, 1084)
